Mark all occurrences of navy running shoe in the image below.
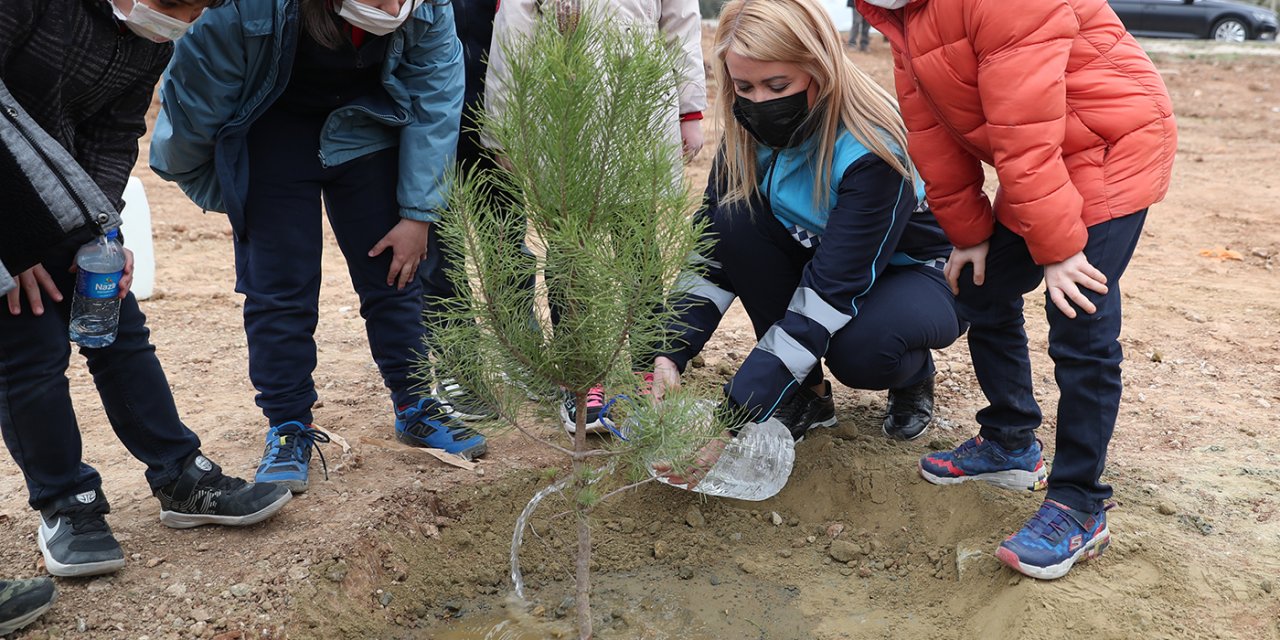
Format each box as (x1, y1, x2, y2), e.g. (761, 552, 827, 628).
(996, 500, 1112, 580)
(395, 399, 488, 459)
(255, 421, 330, 494)
(919, 436, 1048, 491)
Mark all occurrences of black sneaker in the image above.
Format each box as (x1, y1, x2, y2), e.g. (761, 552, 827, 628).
(0, 577, 57, 636)
(773, 381, 838, 442)
(433, 378, 498, 421)
(882, 375, 934, 441)
(155, 452, 292, 529)
(37, 489, 126, 577)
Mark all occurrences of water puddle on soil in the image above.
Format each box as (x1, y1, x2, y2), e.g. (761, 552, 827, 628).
(419, 565, 815, 639)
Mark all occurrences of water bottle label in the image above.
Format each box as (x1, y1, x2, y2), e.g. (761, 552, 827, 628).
(75, 270, 123, 299)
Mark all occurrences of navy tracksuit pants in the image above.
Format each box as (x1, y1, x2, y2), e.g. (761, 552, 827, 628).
(0, 237, 201, 509)
(237, 106, 424, 425)
(714, 208, 962, 393)
(957, 211, 1147, 514)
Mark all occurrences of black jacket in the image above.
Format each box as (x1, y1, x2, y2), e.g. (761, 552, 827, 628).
(0, 0, 173, 211)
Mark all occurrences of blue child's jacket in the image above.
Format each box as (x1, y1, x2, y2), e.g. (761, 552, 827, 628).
(149, 0, 464, 239)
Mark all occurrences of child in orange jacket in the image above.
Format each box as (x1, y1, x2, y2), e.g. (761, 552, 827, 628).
(858, 0, 1176, 579)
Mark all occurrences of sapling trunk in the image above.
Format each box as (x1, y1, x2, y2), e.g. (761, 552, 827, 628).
(574, 392, 592, 639)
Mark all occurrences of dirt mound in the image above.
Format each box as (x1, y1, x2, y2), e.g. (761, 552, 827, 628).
(286, 402, 1270, 640)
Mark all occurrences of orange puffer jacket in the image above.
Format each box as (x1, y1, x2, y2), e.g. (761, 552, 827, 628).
(858, 0, 1177, 264)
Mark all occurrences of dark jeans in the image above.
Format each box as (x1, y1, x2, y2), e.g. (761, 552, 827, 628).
(0, 238, 201, 510)
(957, 211, 1147, 514)
(849, 11, 871, 48)
(714, 207, 962, 392)
(238, 106, 425, 424)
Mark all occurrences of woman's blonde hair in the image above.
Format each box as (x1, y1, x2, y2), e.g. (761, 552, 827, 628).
(713, 0, 913, 205)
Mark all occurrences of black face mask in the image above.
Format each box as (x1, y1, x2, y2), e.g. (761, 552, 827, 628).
(732, 88, 813, 148)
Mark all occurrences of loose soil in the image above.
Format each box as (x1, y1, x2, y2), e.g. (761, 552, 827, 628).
(2, 36, 1278, 640)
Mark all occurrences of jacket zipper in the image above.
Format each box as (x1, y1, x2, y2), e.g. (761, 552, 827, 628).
(1, 103, 107, 228)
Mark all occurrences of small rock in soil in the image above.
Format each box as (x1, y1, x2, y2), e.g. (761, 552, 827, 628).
(829, 540, 862, 563)
(653, 540, 669, 559)
(770, 511, 783, 526)
(690, 355, 706, 368)
(685, 505, 706, 528)
(1156, 501, 1177, 515)
(927, 439, 954, 451)
(858, 567, 873, 578)
(229, 584, 252, 598)
(677, 566, 694, 580)
(1261, 580, 1272, 594)
(147, 557, 165, 568)
(709, 575, 721, 586)
(380, 592, 394, 607)
(779, 549, 793, 559)
(715, 362, 733, 376)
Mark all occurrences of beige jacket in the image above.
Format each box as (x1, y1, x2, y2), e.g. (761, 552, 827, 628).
(482, 0, 707, 149)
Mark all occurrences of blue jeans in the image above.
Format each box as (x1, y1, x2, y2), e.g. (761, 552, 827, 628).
(0, 238, 201, 509)
(238, 106, 426, 425)
(958, 212, 1147, 513)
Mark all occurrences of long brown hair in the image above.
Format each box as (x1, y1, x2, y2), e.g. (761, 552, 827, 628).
(713, 0, 913, 206)
(300, 0, 345, 49)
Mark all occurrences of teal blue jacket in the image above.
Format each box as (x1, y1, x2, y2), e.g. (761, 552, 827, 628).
(149, 0, 463, 239)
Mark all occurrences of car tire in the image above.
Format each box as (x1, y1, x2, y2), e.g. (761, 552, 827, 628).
(1211, 17, 1250, 42)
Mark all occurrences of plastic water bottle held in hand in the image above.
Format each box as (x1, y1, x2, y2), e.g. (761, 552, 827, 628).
(653, 400, 796, 501)
(69, 230, 125, 348)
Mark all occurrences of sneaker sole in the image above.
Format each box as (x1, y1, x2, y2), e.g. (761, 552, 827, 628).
(0, 589, 57, 635)
(560, 404, 611, 436)
(794, 416, 839, 444)
(38, 531, 125, 578)
(882, 420, 930, 441)
(395, 432, 489, 461)
(159, 490, 293, 529)
(995, 526, 1111, 580)
(919, 464, 1048, 492)
(443, 406, 498, 422)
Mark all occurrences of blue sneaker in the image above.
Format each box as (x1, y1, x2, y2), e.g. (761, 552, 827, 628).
(395, 399, 488, 460)
(255, 421, 330, 494)
(919, 436, 1048, 491)
(996, 500, 1111, 580)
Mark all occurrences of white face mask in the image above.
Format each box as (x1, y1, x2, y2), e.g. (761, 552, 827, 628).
(337, 0, 421, 36)
(110, 0, 194, 43)
(864, 0, 910, 9)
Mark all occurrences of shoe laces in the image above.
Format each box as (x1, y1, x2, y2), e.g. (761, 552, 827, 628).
(60, 501, 110, 535)
(585, 385, 606, 409)
(271, 424, 331, 481)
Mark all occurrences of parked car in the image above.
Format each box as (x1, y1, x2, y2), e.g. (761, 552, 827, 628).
(1108, 0, 1278, 41)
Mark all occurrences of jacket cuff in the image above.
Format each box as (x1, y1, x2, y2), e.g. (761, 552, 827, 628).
(400, 207, 441, 223)
(679, 111, 703, 122)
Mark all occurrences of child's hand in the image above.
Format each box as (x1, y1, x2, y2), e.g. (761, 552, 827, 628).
(6, 264, 62, 316)
(680, 120, 704, 162)
(1044, 251, 1108, 319)
(368, 219, 431, 290)
(651, 356, 682, 404)
(944, 241, 989, 295)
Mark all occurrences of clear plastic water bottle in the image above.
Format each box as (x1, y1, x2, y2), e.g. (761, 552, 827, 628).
(652, 400, 796, 501)
(69, 230, 125, 348)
